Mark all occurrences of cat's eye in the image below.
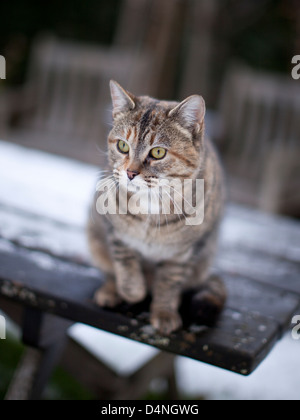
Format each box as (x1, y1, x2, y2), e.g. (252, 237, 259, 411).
(117, 140, 130, 154)
(150, 147, 167, 160)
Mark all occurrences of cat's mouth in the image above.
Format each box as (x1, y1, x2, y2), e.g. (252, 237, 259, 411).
(114, 169, 158, 193)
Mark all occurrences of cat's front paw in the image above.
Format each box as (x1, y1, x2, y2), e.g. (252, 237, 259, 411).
(94, 285, 121, 308)
(150, 309, 182, 335)
(116, 275, 147, 304)
(117, 283, 147, 304)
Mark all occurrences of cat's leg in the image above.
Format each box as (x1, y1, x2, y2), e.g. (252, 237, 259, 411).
(88, 219, 147, 305)
(110, 238, 147, 304)
(87, 220, 121, 307)
(150, 262, 190, 335)
(94, 274, 121, 307)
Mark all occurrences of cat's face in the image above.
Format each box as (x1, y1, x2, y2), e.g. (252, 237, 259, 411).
(108, 81, 206, 193)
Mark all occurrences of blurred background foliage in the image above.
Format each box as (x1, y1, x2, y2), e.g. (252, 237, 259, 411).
(0, 333, 94, 400)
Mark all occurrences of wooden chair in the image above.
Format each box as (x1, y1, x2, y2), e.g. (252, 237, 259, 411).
(215, 64, 300, 217)
(0, 35, 152, 166)
(0, 1, 187, 164)
(0, 0, 222, 169)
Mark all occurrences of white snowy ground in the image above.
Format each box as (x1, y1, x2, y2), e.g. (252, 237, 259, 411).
(0, 140, 299, 400)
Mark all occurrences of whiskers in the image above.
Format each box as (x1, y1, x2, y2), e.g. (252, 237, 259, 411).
(95, 144, 109, 160)
(144, 176, 160, 189)
(142, 180, 189, 233)
(113, 169, 122, 182)
(151, 181, 196, 231)
(93, 170, 193, 233)
(96, 170, 119, 199)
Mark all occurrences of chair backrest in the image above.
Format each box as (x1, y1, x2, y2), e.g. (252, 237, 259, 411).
(218, 65, 300, 170)
(13, 1, 186, 164)
(216, 64, 300, 213)
(18, 36, 152, 164)
(259, 144, 300, 216)
(24, 37, 131, 139)
(15, 0, 188, 162)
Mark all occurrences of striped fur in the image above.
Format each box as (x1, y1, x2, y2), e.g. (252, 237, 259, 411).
(88, 81, 226, 335)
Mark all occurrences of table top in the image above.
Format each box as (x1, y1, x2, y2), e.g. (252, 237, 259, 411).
(0, 140, 299, 375)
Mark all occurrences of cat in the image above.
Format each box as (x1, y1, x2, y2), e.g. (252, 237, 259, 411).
(87, 80, 226, 335)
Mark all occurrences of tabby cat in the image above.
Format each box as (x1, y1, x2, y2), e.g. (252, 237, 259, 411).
(88, 81, 226, 335)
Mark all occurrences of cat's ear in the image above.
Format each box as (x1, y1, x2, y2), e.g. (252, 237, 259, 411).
(169, 95, 205, 133)
(110, 80, 136, 118)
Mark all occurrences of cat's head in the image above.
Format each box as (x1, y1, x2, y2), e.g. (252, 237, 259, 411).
(108, 81, 206, 192)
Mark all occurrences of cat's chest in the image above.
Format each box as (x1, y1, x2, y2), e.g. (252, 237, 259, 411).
(114, 219, 190, 263)
(119, 233, 179, 262)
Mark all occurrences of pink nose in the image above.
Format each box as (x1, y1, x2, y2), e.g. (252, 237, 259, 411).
(127, 170, 140, 181)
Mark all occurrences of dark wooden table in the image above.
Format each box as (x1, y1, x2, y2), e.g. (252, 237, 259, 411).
(0, 200, 299, 390)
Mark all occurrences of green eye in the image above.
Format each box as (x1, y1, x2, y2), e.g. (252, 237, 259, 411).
(150, 147, 167, 160)
(117, 140, 129, 154)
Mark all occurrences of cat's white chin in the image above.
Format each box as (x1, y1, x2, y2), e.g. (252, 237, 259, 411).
(126, 182, 141, 193)
(125, 178, 149, 193)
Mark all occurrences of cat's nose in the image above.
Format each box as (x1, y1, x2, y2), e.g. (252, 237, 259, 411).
(127, 169, 140, 181)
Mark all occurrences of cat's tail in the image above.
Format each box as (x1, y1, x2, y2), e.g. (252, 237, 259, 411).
(180, 274, 227, 328)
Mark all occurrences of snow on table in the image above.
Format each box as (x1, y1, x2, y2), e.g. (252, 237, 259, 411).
(0, 140, 299, 398)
